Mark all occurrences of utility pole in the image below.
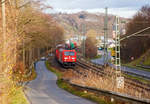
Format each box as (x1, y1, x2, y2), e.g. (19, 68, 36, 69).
(103, 7, 108, 66)
(23, 36, 25, 69)
(82, 24, 86, 58)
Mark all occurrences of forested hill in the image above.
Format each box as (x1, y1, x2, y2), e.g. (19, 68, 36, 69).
(51, 11, 129, 38)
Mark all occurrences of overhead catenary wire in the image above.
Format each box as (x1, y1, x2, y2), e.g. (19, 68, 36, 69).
(120, 26, 150, 41)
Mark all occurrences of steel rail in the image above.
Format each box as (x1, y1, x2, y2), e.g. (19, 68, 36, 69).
(75, 59, 150, 94)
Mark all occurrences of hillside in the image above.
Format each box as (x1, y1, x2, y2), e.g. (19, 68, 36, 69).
(52, 11, 129, 38)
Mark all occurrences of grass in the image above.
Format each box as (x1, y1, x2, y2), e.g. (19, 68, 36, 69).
(8, 87, 29, 104)
(57, 79, 110, 104)
(143, 56, 150, 66)
(123, 64, 150, 72)
(67, 67, 150, 100)
(128, 51, 150, 67)
(124, 74, 150, 85)
(92, 55, 102, 60)
(45, 61, 62, 78)
(123, 50, 150, 72)
(45, 61, 112, 104)
(84, 55, 102, 62)
(7, 66, 37, 104)
(110, 65, 150, 85)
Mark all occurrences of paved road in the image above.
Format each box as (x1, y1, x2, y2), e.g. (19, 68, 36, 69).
(91, 50, 111, 65)
(25, 61, 95, 104)
(91, 51, 150, 79)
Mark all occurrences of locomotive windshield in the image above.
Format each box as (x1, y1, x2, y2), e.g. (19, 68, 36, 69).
(64, 52, 75, 56)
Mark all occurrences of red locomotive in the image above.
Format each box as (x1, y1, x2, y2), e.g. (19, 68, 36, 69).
(55, 43, 77, 67)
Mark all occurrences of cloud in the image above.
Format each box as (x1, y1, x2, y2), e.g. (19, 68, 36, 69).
(48, 8, 137, 18)
(45, 0, 150, 18)
(46, 0, 150, 9)
(108, 8, 137, 18)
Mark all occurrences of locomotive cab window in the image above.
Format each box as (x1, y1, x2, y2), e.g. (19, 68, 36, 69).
(64, 52, 75, 56)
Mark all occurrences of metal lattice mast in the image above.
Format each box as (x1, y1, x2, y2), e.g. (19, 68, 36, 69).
(104, 7, 108, 66)
(82, 24, 86, 58)
(115, 16, 121, 77)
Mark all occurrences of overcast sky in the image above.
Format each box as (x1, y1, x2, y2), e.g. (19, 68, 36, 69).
(45, 0, 150, 18)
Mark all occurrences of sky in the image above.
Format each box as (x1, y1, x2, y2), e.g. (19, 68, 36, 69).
(44, 0, 150, 18)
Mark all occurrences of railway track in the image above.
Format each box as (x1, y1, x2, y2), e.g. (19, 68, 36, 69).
(50, 56, 150, 103)
(78, 54, 150, 80)
(75, 58, 150, 98)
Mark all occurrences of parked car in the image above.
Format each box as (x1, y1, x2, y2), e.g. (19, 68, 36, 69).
(41, 57, 46, 61)
(48, 53, 53, 57)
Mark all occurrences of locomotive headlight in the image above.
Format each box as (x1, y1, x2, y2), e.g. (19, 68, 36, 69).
(72, 58, 75, 59)
(64, 57, 68, 59)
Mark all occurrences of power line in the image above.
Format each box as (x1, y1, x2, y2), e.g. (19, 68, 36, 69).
(120, 27, 150, 41)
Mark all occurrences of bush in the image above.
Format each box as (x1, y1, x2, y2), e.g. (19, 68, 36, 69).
(84, 37, 97, 58)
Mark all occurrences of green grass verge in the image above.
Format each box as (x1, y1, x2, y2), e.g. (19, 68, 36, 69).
(92, 55, 102, 60)
(123, 50, 150, 72)
(128, 52, 150, 67)
(109, 65, 150, 85)
(124, 74, 150, 85)
(84, 55, 102, 62)
(143, 56, 150, 66)
(9, 87, 29, 104)
(45, 61, 112, 104)
(57, 79, 111, 104)
(123, 64, 150, 72)
(8, 68, 37, 104)
(45, 61, 62, 78)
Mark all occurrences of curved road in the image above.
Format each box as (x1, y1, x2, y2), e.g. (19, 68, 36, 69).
(25, 61, 95, 104)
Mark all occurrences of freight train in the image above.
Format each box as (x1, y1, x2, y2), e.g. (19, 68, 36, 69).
(55, 42, 77, 67)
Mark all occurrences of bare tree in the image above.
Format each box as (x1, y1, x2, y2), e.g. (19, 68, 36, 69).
(121, 5, 150, 63)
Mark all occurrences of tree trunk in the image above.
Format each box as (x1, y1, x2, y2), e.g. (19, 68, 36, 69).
(29, 48, 32, 67)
